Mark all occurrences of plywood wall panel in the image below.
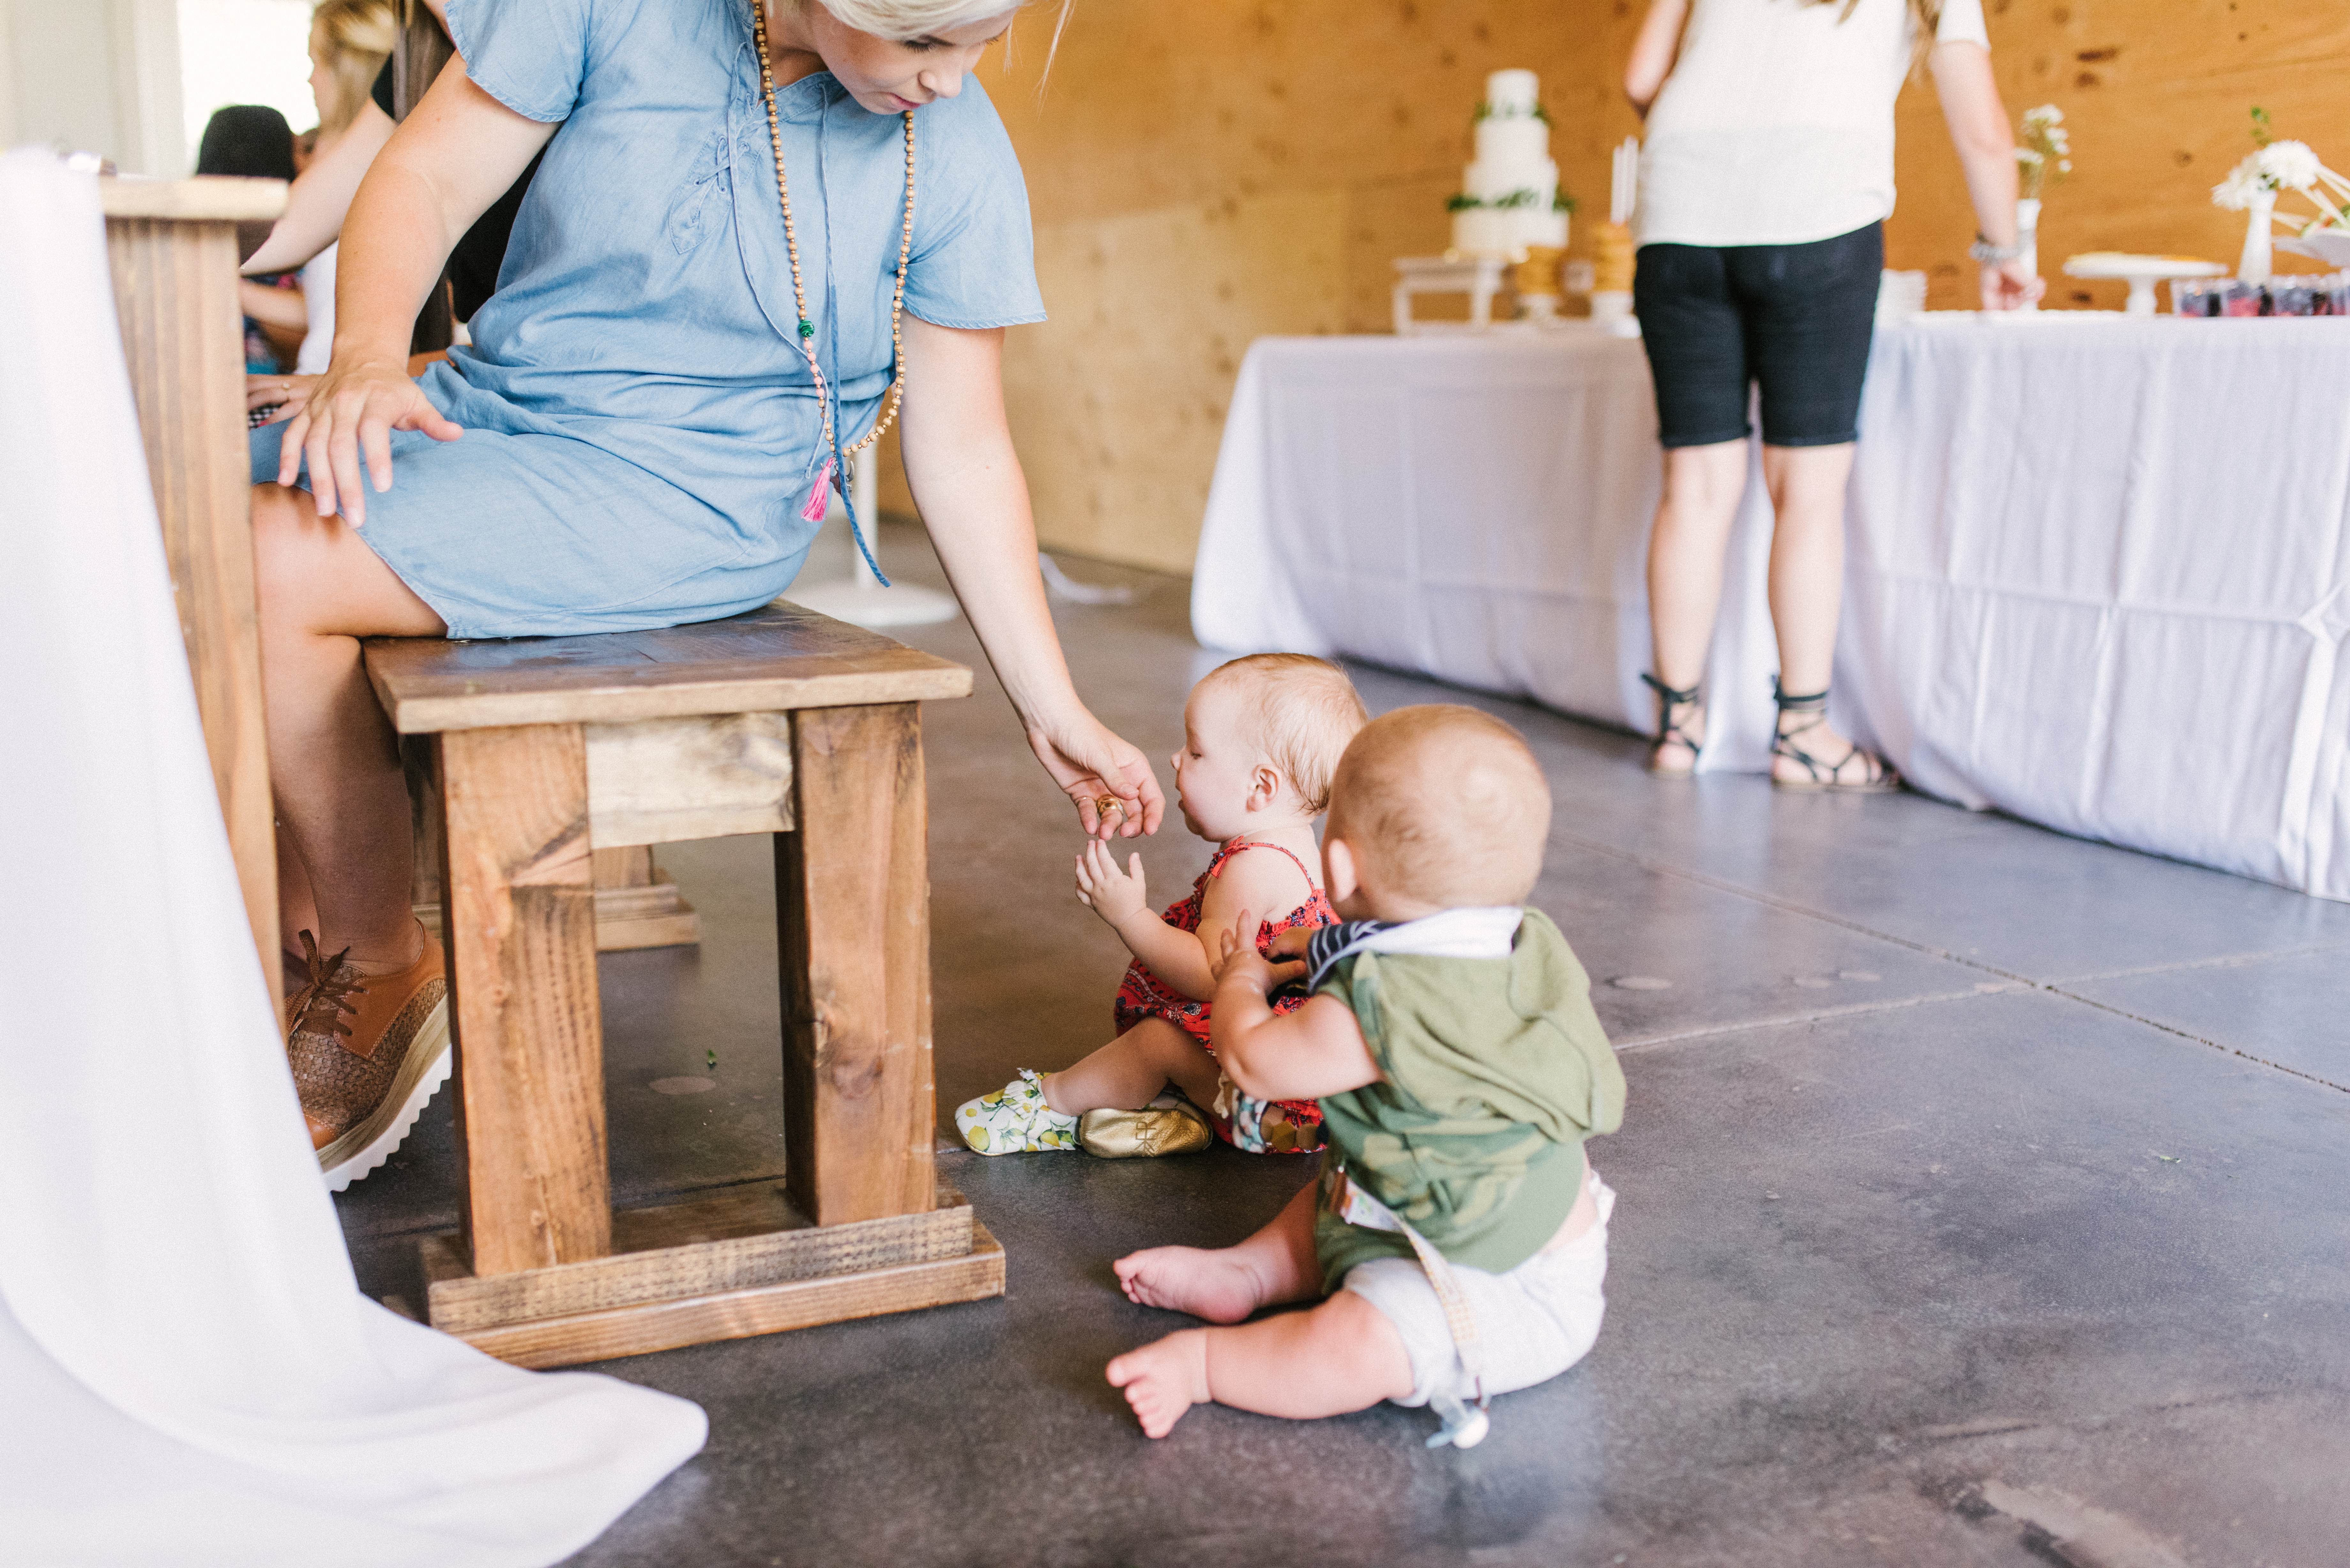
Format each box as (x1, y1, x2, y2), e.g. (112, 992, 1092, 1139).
(1892, 0, 2350, 308)
(883, 1, 2342, 572)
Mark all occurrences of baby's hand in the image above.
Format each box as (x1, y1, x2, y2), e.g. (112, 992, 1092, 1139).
(1212, 911, 1294, 993)
(1075, 839, 1150, 928)
(1265, 926, 1315, 965)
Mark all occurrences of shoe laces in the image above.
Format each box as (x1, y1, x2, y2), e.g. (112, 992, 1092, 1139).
(288, 929, 366, 1045)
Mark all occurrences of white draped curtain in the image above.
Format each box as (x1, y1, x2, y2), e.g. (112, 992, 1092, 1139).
(0, 148, 703, 1567)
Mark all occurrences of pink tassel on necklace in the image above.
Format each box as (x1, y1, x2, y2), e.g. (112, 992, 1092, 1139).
(798, 454, 834, 524)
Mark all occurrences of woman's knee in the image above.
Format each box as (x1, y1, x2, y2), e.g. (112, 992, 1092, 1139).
(251, 483, 330, 633)
(250, 482, 442, 640)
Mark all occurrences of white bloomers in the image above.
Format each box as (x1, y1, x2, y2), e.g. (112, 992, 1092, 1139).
(1343, 1169, 1615, 1409)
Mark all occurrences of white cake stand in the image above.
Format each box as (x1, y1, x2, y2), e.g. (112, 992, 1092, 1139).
(781, 445, 961, 629)
(2060, 253, 2226, 315)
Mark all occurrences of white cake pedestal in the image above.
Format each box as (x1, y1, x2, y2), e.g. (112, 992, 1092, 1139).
(780, 445, 961, 629)
(2060, 253, 2227, 316)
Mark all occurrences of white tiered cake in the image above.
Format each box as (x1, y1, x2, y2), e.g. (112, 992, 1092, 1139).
(1449, 70, 1571, 259)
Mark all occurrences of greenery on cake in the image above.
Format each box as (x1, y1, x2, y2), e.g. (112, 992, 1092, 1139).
(1472, 101, 1553, 125)
(1447, 189, 1578, 213)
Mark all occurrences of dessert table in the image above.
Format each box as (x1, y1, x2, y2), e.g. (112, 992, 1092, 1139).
(1193, 316, 2350, 902)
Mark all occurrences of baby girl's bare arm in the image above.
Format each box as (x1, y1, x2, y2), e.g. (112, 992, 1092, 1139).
(1077, 841, 1311, 1002)
(1076, 840, 1216, 999)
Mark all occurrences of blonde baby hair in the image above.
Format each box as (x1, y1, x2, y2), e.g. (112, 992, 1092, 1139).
(310, 0, 397, 139)
(1201, 653, 1368, 818)
(1326, 705, 1551, 908)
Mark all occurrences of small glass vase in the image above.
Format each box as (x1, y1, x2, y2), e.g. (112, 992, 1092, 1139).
(2239, 189, 2276, 283)
(2015, 197, 2041, 312)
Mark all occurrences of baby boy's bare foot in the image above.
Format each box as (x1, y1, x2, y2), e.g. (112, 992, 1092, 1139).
(1113, 1247, 1262, 1325)
(1106, 1329, 1211, 1439)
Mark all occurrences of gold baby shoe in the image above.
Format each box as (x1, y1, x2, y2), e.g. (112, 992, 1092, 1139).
(1078, 1093, 1214, 1159)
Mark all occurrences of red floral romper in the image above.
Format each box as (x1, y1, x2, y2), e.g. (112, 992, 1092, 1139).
(1112, 840, 1338, 1152)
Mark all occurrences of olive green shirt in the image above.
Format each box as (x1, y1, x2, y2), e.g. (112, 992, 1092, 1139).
(1313, 909, 1626, 1290)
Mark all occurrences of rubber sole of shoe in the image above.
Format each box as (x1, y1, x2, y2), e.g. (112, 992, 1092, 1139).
(318, 996, 451, 1193)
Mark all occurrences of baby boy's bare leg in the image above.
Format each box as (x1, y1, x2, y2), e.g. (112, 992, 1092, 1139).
(1114, 1177, 1322, 1324)
(1106, 1289, 1414, 1438)
(1042, 1016, 1222, 1116)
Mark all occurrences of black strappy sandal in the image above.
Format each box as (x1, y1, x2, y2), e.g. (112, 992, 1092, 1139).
(1641, 673, 1705, 777)
(1770, 681, 1899, 792)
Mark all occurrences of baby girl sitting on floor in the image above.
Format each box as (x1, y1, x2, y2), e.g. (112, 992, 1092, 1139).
(955, 654, 1368, 1157)
(1105, 704, 1627, 1445)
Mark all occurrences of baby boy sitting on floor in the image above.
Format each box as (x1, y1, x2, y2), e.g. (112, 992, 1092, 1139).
(1106, 704, 1626, 1445)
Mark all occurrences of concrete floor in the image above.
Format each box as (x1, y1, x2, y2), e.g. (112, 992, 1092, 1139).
(336, 522, 2350, 1568)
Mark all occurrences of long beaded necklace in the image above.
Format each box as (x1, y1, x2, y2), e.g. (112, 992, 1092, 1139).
(751, 0, 914, 554)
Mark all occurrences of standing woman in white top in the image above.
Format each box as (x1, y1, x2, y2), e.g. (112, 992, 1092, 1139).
(1627, 0, 2040, 786)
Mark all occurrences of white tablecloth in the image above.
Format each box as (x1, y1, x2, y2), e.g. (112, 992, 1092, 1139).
(1193, 318, 2350, 902)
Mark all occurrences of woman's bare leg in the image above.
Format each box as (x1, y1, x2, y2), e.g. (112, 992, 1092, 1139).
(1758, 443, 1881, 784)
(252, 482, 444, 973)
(1113, 1174, 1323, 1324)
(1108, 1284, 1414, 1437)
(276, 820, 320, 994)
(1644, 438, 1750, 768)
(1042, 1016, 1223, 1117)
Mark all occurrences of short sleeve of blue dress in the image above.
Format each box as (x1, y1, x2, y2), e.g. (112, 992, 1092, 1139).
(256, 0, 1046, 640)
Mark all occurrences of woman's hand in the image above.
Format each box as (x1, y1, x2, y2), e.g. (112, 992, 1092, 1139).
(246, 373, 319, 427)
(279, 354, 462, 524)
(1025, 706, 1167, 840)
(1074, 840, 1150, 927)
(1980, 258, 2046, 312)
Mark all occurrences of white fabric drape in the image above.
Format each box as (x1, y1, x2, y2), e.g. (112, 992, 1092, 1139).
(1193, 319, 2350, 901)
(0, 149, 705, 1566)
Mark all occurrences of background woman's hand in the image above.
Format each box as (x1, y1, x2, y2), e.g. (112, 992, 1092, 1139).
(246, 373, 318, 427)
(1025, 706, 1166, 839)
(280, 354, 463, 525)
(1981, 258, 2046, 311)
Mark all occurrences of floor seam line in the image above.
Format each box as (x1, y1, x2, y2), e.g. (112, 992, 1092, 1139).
(1549, 827, 2038, 984)
(2044, 936, 2350, 984)
(1552, 829, 2349, 1095)
(1615, 986, 2006, 1052)
(2037, 984, 2350, 1096)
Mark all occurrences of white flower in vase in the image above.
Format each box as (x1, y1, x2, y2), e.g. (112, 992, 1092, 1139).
(2212, 156, 2268, 210)
(2257, 140, 2322, 192)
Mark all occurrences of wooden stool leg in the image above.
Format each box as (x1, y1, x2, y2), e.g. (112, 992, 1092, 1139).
(106, 215, 278, 984)
(438, 722, 611, 1273)
(776, 702, 936, 1227)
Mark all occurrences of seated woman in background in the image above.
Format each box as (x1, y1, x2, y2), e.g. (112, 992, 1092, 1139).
(255, 0, 1156, 1187)
(195, 105, 303, 372)
(291, 0, 399, 375)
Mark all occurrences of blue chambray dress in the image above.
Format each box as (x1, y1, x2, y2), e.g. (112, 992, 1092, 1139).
(255, 0, 1044, 639)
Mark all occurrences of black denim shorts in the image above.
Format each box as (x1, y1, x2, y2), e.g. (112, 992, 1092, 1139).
(1633, 222, 1883, 449)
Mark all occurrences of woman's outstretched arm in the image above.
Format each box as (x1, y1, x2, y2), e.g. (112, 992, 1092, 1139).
(1929, 41, 2043, 311)
(1625, 0, 1691, 116)
(278, 64, 553, 524)
(898, 315, 1166, 840)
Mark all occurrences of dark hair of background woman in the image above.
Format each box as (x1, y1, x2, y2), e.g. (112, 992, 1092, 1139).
(196, 105, 297, 181)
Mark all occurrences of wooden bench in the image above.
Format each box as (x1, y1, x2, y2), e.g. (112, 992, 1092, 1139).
(363, 601, 1003, 1368)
